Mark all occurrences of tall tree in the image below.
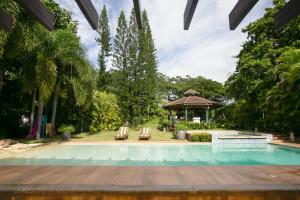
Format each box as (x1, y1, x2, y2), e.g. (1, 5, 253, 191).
(50, 30, 93, 136)
(112, 9, 159, 126)
(225, 0, 300, 132)
(141, 10, 158, 117)
(96, 5, 111, 90)
(127, 8, 142, 125)
(112, 10, 129, 121)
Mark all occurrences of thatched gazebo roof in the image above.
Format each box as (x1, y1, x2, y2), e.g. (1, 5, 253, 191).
(163, 89, 222, 110)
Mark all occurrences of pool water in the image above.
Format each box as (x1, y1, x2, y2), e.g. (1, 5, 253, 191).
(0, 143, 300, 166)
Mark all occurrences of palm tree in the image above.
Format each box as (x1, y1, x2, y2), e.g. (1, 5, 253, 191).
(49, 30, 94, 136)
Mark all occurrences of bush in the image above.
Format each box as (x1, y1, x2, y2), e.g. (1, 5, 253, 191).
(191, 133, 212, 142)
(175, 123, 189, 131)
(157, 108, 169, 130)
(89, 91, 122, 132)
(58, 124, 76, 134)
(176, 121, 219, 130)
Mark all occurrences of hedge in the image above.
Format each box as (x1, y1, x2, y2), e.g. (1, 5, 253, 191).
(191, 133, 212, 142)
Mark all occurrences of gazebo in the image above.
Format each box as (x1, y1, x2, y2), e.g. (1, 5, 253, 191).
(163, 89, 222, 123)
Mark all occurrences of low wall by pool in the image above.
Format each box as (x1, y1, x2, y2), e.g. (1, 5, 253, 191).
(187, 130, 273, 144)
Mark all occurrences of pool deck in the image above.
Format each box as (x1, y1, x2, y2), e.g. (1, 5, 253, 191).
(0, 165, 300, 199)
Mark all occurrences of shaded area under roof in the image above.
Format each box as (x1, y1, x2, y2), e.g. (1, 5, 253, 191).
(164, 90, 222, 110)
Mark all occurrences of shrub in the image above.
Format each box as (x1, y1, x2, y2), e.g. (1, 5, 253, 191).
(157, 108, 170, 130)
(58, 124, 76, 134)
(176, 123, 189, 131)
(176, 121, 219, 130)
(191, 133, 212, 142)
(89, 91, 122, 132)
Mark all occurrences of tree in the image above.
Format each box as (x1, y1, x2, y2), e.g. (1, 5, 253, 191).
(111, 10, 129, 121)
(96, 5, 111, 91)
(111, 9, 159, 126)
(89, 91, 121, 132)
(139, 10, 158, 119)
(225, 0, 300, 132)
(49, 30, 94, 136)
(265, 49, 300, 133)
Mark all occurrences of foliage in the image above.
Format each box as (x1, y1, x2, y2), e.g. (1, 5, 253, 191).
(190, 133, 212, 142)
(264, 49, 300, 134)
(157, 107, 169, 130)
(96, 5, 111, 91)
(0, 0, 94, 138)
(89, 91, 122, 132)
(157, 73, 226, 102)
(111, 9, 158, 126)
(175, 123, 189, 131)
(225, 0, 300, 134)
(58, 124, 76, 133)
(176, 121, 219, 131)
(43, 0, 77, 32)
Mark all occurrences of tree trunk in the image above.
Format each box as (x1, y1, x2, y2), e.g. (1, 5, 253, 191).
(0, 67, 5, 90)
(50, 77, 61, 136)
(29, 89, 37, 135)
(36, 94, 44, 139)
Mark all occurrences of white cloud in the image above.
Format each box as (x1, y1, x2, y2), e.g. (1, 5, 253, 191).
(55, 0, 273, 82)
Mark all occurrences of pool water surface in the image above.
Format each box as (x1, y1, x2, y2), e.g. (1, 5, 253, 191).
(0, 143, 299, 166)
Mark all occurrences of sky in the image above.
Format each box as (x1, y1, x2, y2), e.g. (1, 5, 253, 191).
(55, 0, 273, 83)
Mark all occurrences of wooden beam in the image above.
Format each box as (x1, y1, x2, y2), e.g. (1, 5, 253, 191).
(16, 0, 54, 31)
(133, 0, 142, 29)
(229, 0, 259, 30)
(274, 0, 300, 29)
(0, 10, 14, 32)
(184, 0, 199, 30)
(74, 0, 98, 30)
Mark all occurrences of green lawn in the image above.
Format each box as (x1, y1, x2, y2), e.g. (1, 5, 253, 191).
(75, 120, 176, 141)
(17, 119, 176, 143)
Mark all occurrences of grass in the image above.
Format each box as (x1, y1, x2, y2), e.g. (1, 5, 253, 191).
(75, 119, 176, 142)
(16, 119, 176, 143)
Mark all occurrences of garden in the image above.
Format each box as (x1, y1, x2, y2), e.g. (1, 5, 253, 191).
(0, 0, 300, 142)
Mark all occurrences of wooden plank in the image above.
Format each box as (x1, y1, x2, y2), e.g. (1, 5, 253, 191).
(0, 10, 14, 32)
(133, 0, 142, 29)
(229, 0, 259, 30)
(274, 0, 300, 29)
(74, 0, 98, 30)
(184, 0, 199, 30)
(0, 165, 299, 191)
(16, 0, 54, 31)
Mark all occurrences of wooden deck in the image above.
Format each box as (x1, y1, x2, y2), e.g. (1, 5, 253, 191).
(0, 165, 300, 199)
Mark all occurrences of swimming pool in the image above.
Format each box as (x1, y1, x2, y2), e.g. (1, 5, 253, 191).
(0, 143, 299, 166)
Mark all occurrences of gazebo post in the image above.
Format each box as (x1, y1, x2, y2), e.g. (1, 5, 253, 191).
(205, 106, 209, 122)
(169, 110, 172, 125)
(185, 107, 188, 123)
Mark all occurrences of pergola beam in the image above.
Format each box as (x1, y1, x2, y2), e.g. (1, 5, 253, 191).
(15, 0, 54, 31)
(74, 0, 98, 30)
(274, 0, 300, 29)
(184, 0, 199, 30)
(133, 0, 142, 29)
(0, 10, 14, 32)
(229, 0, 259, 30)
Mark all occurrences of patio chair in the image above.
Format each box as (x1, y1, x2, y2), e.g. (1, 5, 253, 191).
(139, 127, 151, 140)
(115, 127, 129, 140)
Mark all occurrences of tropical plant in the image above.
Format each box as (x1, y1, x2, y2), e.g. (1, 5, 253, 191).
(264, 49, 300, 134)
(58, 124, 76, 134)
(225, 0, 300, 133)
(89, 91, 122, 132)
